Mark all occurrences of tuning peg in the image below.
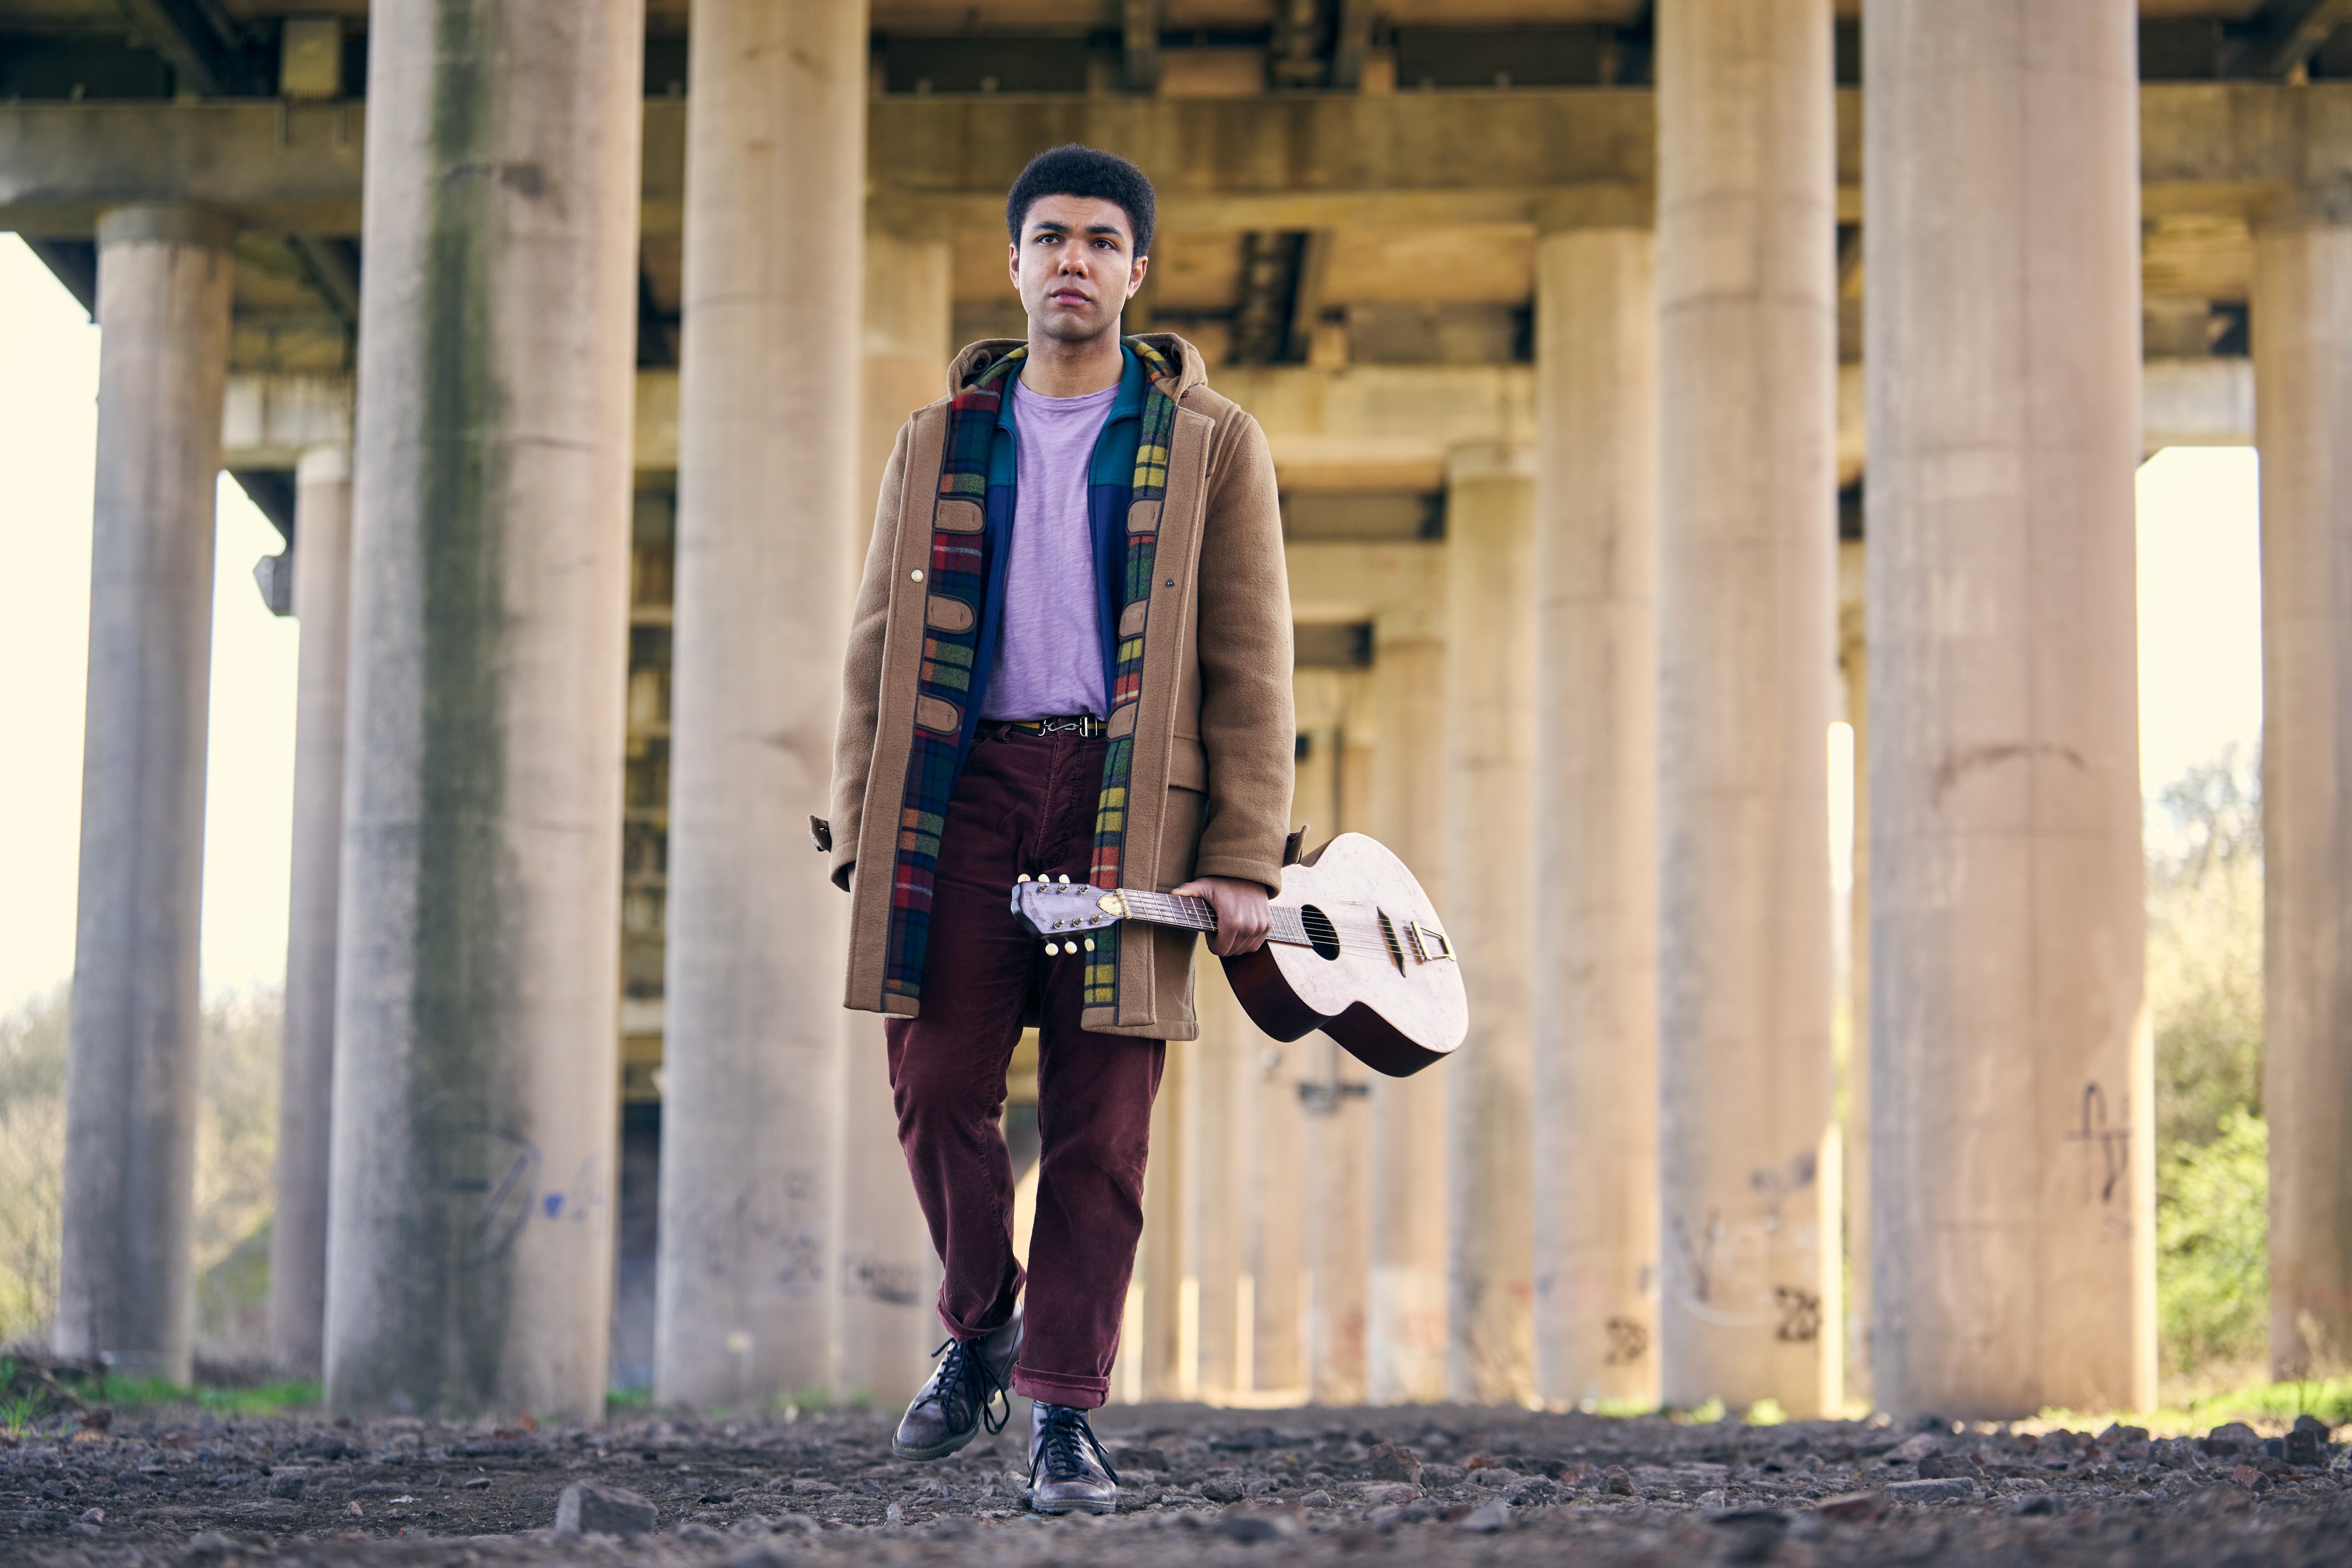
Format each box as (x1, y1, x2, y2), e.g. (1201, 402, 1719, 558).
(1043, 941, 1061, 956)
(1058, 874, 1071, 884)
(1017, 873, 1032, 883)
(1083, 938, 1096, 952)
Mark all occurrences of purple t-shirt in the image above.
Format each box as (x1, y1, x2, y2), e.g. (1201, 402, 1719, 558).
(980, 375, 1116, 721)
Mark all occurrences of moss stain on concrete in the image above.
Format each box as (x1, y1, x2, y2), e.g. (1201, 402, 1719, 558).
(400, 0, 520, 1419)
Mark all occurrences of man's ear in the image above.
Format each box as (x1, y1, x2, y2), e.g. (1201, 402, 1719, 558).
(1007, 241, 1020, 291)
(1126, 253, 1150, 301)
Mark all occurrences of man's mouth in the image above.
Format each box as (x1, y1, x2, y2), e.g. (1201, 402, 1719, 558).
(1048, 289, 1091, 308)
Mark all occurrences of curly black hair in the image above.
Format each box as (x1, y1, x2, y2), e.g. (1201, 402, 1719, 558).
(1005, 144, 1157, 258)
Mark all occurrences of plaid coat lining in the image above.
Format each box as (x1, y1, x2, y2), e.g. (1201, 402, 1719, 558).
(882, 339, 1185, 1012)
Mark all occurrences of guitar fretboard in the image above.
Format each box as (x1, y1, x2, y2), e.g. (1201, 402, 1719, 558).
(1113, 889, 1316, 948)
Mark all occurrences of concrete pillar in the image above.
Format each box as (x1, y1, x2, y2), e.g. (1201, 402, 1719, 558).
(1442, 443, 1537, 1404)
(267, 444, 353, 1377)
(1188, 978, 1248, 1397)
(1656, 0, 1842, 1417)
(55, 203, 234, 1384)
(1367, 613, 1449, 1403)
(2253, 197, 2352, 1382)
(1530, 227, 1660, 1409)
(1240, 707, 1339, 1399)
(654, 0, 868, 1409)
(1304, 696, 1374, 1403)
(327, 1, 643, 1419)
(834, 233, 954, 1406)
(1246, 1012, 1304, 1396)
(1866, 0, 2154, 1415)
(1139, 1038, 1190, 1399)
(1836, 538, 1871, 1403)
(1302, 1031, 1371, 1403)
(863, 236, 952, 512)
(838, 1041, 940, 1403)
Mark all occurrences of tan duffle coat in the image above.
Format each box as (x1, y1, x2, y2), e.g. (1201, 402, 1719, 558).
(823, 333, 1296, 1041)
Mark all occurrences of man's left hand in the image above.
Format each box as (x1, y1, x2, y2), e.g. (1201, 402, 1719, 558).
(1171, 875, 1274, 957)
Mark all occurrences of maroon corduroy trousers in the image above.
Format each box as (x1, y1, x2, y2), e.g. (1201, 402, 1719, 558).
(884, 725, 1164, 1409)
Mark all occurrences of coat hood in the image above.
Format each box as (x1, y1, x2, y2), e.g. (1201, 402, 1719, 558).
(946, 333, 1213, 400)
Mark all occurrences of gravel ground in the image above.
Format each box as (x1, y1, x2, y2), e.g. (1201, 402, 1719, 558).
(4, 1399, 2348, 1566)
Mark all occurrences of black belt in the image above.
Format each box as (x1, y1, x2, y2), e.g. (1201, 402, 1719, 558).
(985, 714, 1107, 737)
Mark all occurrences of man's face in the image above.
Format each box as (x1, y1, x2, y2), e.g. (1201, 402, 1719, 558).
(1010, 194, 1149, 344)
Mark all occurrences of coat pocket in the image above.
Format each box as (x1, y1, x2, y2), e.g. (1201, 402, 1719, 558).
(1168, 735, 1208, 793)
(1158, 780, 1208, 892)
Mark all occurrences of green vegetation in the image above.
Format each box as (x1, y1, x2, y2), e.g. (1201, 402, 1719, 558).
(0, 992, 68, 1345)
(2157, 1108, 2268, 1383)
(94, 1376, 320, 1415)
(2037, 1373, 2352, 1439)
(0, 987, 282, 1352)
(2147, 757, 2265, 1154)
(0, 1361, 44, 1438)
(2145, 751, 2271, 1397)
(2190, 1374, 2352, 1428)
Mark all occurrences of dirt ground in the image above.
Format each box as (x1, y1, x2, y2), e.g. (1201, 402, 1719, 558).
(5, 1398, 2348, 1567)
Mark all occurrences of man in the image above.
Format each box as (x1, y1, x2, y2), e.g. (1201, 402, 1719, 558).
(820, 145, 1294, 1514)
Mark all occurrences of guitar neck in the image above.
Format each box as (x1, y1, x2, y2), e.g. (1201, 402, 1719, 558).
(1114, 889, 1315, 949)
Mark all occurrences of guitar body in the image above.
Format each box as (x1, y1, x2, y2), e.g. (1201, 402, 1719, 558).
(1219, 833, 1467, 1077)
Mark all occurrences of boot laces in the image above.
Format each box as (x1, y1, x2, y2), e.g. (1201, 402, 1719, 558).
(1032, 1404, 1119, 1486)
(912, 1336, 1009, 1435)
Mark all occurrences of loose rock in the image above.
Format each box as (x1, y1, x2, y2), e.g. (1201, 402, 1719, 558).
(1459, 1499, 1511, 1533)
(553, 1479, 660, 1537)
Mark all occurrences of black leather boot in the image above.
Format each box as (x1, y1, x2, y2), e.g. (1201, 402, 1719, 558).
(890, 1315, 1020, 1460)
(1027, 1402, 1118, 1515)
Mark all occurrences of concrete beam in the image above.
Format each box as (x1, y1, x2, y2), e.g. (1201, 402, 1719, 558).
(221, 374, 353, 467)
(7, 85, 2350, 238)
(2144, 354, 2257, 447)
(0, 102, 368, 236)
(225, 357, 2253, 484)
(223, 357, 2252, 488)
(1285, 540, 1444, 631)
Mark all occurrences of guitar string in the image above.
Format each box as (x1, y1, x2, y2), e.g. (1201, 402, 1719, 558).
(1040, 889, 1400, 960)
(1114, 890, 1393, 959)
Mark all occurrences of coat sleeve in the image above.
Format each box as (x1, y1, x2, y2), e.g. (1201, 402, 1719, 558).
(827, 419, 910, 891)
(1190, 410, 1295, 893)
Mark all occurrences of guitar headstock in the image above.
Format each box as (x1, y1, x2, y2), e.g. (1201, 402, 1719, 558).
(1009, 875, 1129, 955)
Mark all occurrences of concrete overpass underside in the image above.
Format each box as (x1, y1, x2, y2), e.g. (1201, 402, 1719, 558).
(7, 0, 2349, 1428)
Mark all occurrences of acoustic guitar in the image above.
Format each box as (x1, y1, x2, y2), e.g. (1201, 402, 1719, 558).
(1009, 832, 1467, 1077)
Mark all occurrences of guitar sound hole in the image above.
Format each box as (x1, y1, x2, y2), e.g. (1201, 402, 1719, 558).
(1299, 905, 1341, 961)
(1377, 909, 1406, 975)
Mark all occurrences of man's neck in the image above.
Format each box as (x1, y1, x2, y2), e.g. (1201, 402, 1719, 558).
(1020, 323, 1127, 398)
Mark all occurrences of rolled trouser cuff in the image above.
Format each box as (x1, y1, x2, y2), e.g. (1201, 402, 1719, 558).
(1010, 1364, 1108, 1410)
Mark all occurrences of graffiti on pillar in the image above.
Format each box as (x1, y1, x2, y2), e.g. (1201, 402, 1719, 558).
(850, 1256, 924, 1308)
(538, 1153, 607, 1232)
(776, 1233, 827, 1298)
(1774, 1286, 1821, 1343)
(1666, 1151, 1821, 1330)
(1603, 1317, 1650, 1365)
(2064, 1081, 2133, 1236)
(1749, 1150, 1818, 1215)
(434, 1126, 541, 1270)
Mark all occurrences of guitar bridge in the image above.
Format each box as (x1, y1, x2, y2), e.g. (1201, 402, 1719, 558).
(1406, 922, 1455, 963)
